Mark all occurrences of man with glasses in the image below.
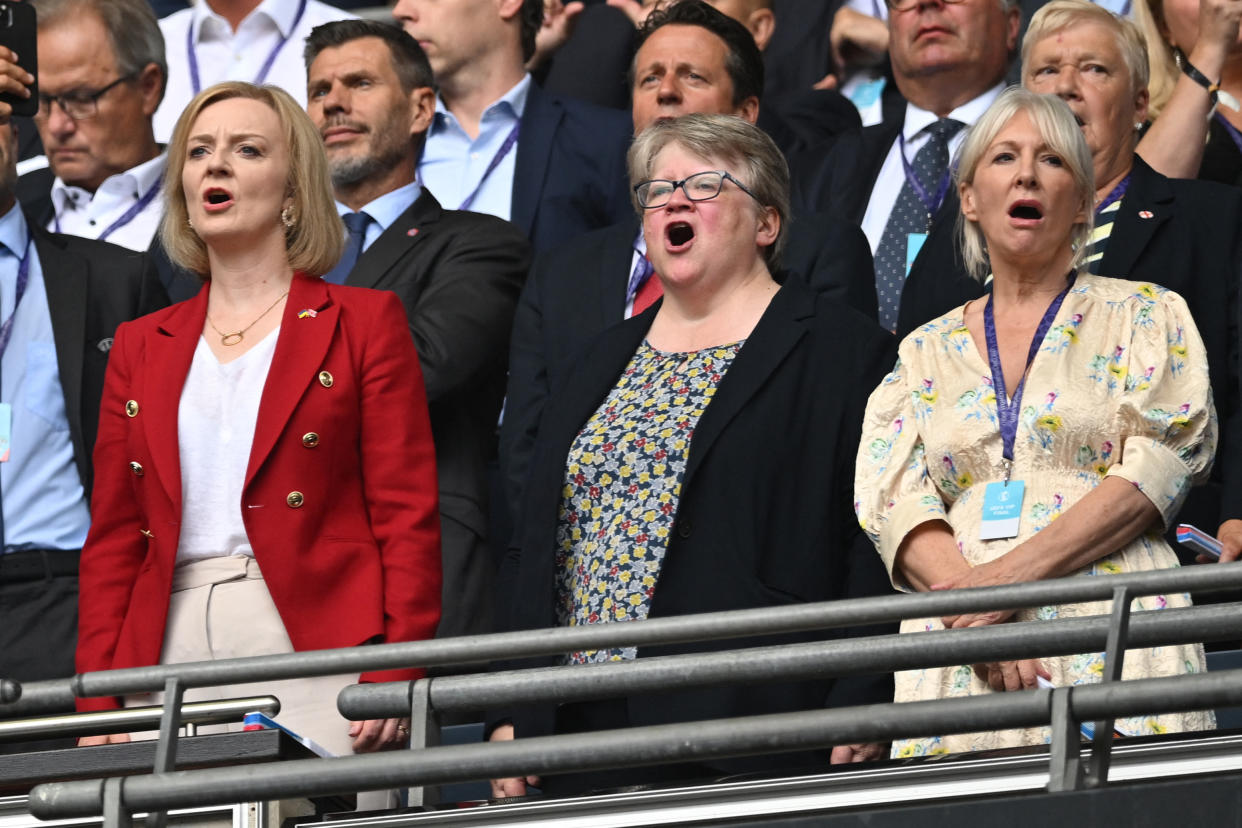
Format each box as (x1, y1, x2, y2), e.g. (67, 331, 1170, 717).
(794, 0, 1021, 332)
(17, 0, 168, 259)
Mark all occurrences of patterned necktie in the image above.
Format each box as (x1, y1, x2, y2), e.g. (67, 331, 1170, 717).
(323, 211, 372, 284)
(874, 118, 964, 331)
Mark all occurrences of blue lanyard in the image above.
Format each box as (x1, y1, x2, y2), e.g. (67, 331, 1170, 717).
(53, 175, 163, 242)
(897, 130, 954, 221)
(186, 0, 307, 95)
(0, 237, 33, 361)
(455, 122, 521, 212)
(983, 275, 1075, 476)
(1095, 173, 1130, 215)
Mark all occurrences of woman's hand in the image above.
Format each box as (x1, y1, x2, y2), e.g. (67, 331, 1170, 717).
(349, 717, 411, 753)
(527, 0, 585, 71)
(487, 724, 542, 798)
(1215, 519, 1242, 562)
(1189, 0, 1242, 71)
(78, 733, 132, 747)
(830, 743, 887, 763)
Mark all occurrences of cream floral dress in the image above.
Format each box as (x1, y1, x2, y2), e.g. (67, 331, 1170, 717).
(855, 275, 1217, 757)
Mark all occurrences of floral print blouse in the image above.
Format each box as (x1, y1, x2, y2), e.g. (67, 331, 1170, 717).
(555, 340, 743, 664)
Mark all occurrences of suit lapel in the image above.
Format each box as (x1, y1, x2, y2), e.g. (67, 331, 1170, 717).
(245, 275, 338, 487)
(601, 220, 640, 324)
(1100, 159, 1171, 278)
(682, 282, 811, 489)
(146, 286, 209, 512)
(37, 230, 89, 481)
(344, 191, 440, 290)
(511, 85, 561, 238)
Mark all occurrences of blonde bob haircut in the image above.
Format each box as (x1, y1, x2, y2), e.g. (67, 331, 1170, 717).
(1021, 0, 1150, 96)
(627, 113, 790, 267)
(955, 87, 1095, 282)
(160, 82, 345, 277)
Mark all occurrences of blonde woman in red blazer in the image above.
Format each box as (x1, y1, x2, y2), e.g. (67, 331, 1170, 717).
(76, 83, 441, 754)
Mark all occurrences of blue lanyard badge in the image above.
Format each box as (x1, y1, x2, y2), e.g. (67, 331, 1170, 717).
(898, 131, 953, 230)
(979, 275, 1075, 540)
(187, 0, 307, 95)
(0, 238, 34, 463)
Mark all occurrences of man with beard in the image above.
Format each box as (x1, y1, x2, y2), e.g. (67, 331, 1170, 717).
(304, 20, 531, 647)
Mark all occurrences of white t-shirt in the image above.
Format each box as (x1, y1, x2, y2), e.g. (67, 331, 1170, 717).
(175, 328, 280, 564)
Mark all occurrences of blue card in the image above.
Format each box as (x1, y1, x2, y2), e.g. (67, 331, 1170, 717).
(905, 232, 928, 278)
(980, 480, 1024, 540)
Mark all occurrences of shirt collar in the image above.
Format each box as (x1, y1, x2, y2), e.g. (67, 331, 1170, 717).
(193, 0, 300, 41)
(0, 201, 29, 257)
(901, 83, 1005, 142)
(51, 152, 167, 213)
(335, 180, 422, 233)
(432, 74, 532, 133)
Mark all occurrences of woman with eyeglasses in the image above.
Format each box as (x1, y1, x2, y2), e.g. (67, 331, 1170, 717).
(486, 114, 897, 798)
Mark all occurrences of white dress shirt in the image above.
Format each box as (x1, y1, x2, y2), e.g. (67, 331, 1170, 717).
(418, 75, 530, 222)
(155, 0, 355, 143)
(860, 84, 1004, 255)
(49, 153, 166, 252)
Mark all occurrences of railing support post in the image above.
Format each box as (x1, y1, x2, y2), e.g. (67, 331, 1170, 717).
(1047, 686, 1083, 791)
(148, 676, 184, 828)
(102, 777, 131, 828)
(406, 678, 438, 809)
(1086, 585, 1131, 788)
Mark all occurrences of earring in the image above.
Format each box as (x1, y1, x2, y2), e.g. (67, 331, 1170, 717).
(187, 217, 194, 228)
(281, 205, 295, 229)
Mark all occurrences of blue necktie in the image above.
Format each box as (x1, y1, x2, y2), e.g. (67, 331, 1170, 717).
(323, 211, 371, 284)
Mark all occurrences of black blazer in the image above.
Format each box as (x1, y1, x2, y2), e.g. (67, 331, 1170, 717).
(498, 216, 877, 521)
(33, 221, 169, 496)
(344, 189, 531, 639)
(495, 278, 898, 769)
(895, 155, 1242, 534)
(510, 83, 634, 253)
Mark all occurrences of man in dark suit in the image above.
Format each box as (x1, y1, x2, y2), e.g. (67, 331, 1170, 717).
(794, 0, 1020, 332)
(392, 0, 632, 252)
(0, 113, 167, 746)
(499, 0, 876, 520)
(304, 20, 531, 643)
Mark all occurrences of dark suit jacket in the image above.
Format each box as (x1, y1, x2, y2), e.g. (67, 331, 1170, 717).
(32, 222, 168, 496)
(499, 216, 876, 520)
(494, 279, 897, 773)
(17, 165, 202, 303)
(77, 276, 442, 710)
(895, 155, 1242, 535)
(511, 83, 634, 253)
(345, 190, 531, 639)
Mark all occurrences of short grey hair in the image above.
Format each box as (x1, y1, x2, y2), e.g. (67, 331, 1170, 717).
(954, 87, 1095, 282)
(31, 0, 167, 107)
(627, 113, 790, 266)
(1021, 0, 1149, 95)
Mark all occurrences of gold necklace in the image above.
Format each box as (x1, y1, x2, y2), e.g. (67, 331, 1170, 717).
(207, 290, 289, 346)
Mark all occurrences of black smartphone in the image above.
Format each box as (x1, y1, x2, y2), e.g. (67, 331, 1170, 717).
(0, 2, 36, 118)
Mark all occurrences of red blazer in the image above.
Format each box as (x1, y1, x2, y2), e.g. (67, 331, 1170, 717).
(76, 274, 442, 711)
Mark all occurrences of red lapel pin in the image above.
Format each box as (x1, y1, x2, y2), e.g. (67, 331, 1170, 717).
(407, 228, 420, 237)
(1138, 210, 1154, 219)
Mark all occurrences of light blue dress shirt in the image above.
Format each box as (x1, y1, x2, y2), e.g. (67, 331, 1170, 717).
(335, 180, 422, 253)
(0, 205, 91, 551)
(418, 75, 530, 222)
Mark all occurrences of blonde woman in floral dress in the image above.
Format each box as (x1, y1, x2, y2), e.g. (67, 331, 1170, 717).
(855, 87, 1217, 758)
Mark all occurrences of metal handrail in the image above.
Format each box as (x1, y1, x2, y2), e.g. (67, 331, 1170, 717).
(336, 602, 1242, 718)
(0, 696, 279, 743)
(6, 563, 1242, 715)
(28, 670, 1242, 820)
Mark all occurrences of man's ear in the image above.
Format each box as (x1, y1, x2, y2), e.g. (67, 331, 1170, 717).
(138, 62, 164, 118)
(409, 86, 436, 137)
(747, 8, 775, 51)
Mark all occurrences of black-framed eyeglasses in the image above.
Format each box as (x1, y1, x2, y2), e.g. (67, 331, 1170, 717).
(885, 0, 966, 12)
(633, 170, 761, 209)
(36, 74, 136, 121)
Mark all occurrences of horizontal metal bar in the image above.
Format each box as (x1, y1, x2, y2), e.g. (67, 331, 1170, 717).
(339, 603, 1242, 718)
(30, 670, 1242, 819)
(0, 696, 280, 743)
(46, 564, 1242, 705)
(0, 679, 19, 704)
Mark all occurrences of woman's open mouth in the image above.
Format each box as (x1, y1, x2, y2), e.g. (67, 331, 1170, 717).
(666, 221, 695, 250)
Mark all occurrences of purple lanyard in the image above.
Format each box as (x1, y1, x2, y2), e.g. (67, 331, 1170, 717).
(53, 175, 163, 242)
(983, 275, 1076, 474)
(186, 0, 308, 95)
(454, 121, 521, 212)
(1095, 173, 1130, 215)
(1214, 111, 1242, 156)
(897, 130, 954, 220)
(0, 237, 33, 361)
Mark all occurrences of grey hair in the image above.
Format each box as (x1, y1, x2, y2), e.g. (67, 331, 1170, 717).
(627, 113, 790, 266)
(31, 0, 167, 107)
(954, 86, 1095, 282)
(1021, 0, 1149, 96)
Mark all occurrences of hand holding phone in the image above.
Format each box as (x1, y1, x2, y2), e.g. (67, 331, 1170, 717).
(1177, 523, 1223, 560)
(0, 3, 36, 120)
